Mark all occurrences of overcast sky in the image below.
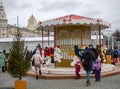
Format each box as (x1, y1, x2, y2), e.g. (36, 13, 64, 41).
(2, 0, 120, 34)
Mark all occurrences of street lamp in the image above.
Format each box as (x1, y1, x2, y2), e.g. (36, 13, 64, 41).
(111, 36, 114, 50)
(108, 33, 110, 49)
(107, 31, 113, 49)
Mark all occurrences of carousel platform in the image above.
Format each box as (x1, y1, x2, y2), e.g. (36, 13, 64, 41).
(27, 63, 120, 79)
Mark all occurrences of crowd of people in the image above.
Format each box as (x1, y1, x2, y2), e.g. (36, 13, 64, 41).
(0, 43, 120, 86)
(71, 44, 120, 86)
(30, 43, 63, 79)
(72, 44, 99, 86)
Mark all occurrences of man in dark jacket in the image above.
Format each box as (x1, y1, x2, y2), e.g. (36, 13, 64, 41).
(89, 44, 98, 61)
(82, 48, 95, 86)
(89, 44, 98, 74)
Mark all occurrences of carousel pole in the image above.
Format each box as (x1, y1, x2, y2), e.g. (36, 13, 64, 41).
(48, 30, 50, 46)
(54, 25, 56, 46)
(81, 30, 83, 45)
(54, 25, 57, 68)
(42, 27, 44, 48)
(80, 26, 83, 45)
(97, 19, 102, 47)
(98, 25, 101, 47)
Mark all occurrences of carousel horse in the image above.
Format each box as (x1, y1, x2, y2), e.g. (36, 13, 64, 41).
(54, 46, 63, 63)
(54, 47, 63, 62)
(54, 46, 63, 68)
(45, 56, 52, 66)
(100, 44, 106, 63)
(96, 44, 106, 63)
(41, 48, 46, 66)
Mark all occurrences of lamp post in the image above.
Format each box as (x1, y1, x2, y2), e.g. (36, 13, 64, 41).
(118, 41, 119, 49)
(42, 27, 44, 48)
(108, 34, 109, 49)
(97, 19, 102, 47)
(107, 30, 112, 49)
(98, 25, 101, 46)
(111, 36, 114, 50)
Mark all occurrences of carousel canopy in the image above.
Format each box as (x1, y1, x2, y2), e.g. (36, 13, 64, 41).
(36, 14, 110, 29)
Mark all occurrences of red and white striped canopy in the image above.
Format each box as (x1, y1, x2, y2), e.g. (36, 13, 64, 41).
(37, 14, 110, 29)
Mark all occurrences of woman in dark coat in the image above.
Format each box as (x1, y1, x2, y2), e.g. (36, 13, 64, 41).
(82, 48, 95, 86)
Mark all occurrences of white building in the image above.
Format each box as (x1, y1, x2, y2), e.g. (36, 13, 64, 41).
(0, 37, 54, 53)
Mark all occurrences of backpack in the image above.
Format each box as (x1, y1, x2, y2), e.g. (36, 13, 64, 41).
(82, 50, 93, 67)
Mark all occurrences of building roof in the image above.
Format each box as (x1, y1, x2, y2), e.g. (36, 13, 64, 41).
(37, 14, 111, 29)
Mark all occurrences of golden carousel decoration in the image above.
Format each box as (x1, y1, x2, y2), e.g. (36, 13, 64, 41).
(36, 14, 110, 67)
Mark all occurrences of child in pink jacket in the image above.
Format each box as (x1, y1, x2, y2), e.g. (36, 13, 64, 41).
(75, 55, 82, 79)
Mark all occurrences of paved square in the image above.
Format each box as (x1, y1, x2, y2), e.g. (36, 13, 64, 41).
(0, 69, 120, 89)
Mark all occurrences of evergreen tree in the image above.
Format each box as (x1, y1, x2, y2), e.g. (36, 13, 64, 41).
(8, 29, 30, 80)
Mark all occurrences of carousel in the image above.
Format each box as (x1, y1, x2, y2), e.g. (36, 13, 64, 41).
(28, 14, 117, 78)
(36, 14, 110, 65)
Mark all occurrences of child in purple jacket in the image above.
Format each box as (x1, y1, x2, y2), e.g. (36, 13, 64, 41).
(93, 59, 101, 82)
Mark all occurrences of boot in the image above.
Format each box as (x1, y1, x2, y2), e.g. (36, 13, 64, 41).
(36, 75, 39, 79)
(39, 71, 41, 75)
(2, 66, 5, 72)
(86, 82, 89, 86)
(86, 82, 92, 86)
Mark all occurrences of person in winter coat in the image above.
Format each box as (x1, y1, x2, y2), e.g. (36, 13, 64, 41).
(113, 48, 118, 59)
(74, 45, 80, 56)
(88, 44, 97, 74)
(89, 44, 98, 61)
(82, 48, 95, 86)
(0, 52, 6, 72)
(93, 59, 101, 82)
(31, 49, 43, 79)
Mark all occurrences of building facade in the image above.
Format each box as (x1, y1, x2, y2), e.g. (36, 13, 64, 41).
(0, 1, 40, 38)
(27, 15, 37, 31)
(0, 1, 7, 38)
(6, 25, 40, 37)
